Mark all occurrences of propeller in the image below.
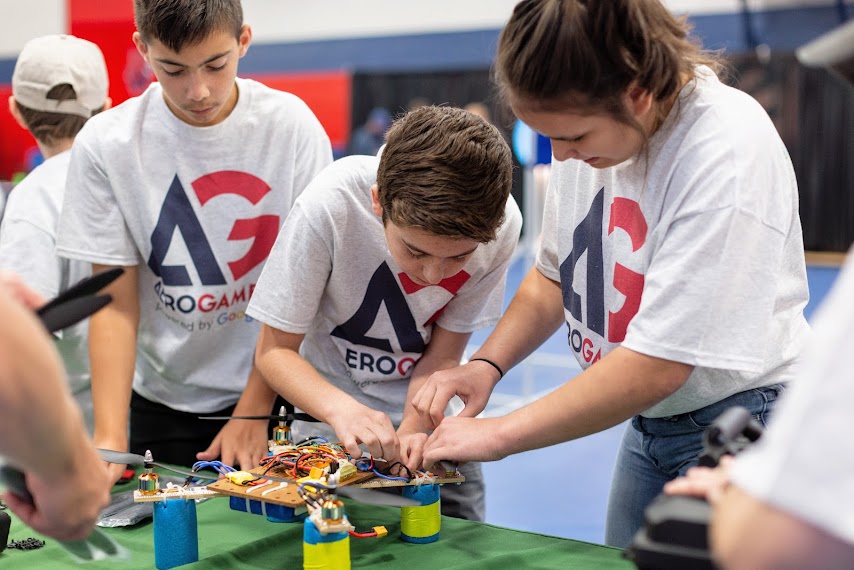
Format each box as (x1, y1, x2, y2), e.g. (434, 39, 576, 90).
(37, 268, 124, 315)
(97, 449, 214, 481)
(39, 295, 112, 333)
(335, 485, 418, 508)
(37, 268, 124, 333)
(198, 409, 318, 423)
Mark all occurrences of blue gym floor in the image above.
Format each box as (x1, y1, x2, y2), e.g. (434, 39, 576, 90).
(474, 254, 841, 543)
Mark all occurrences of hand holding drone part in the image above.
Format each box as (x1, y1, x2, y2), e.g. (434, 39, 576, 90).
(0, 464, 128, 561)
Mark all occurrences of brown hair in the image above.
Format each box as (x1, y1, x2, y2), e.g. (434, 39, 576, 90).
(376, 105, 513, 243)
(16, 84, 103, 146)
(134, 0, 243, 52)
(496, 0, 722, 131)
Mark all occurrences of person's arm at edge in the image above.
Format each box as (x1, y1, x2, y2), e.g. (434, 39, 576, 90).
(255, 323, 398, 460)
(397, 325, 471, 470)
(424, 346, 693, 465)
(0, 288, 110, 540)
(414, 266, 567, 428)
(89, 263, 139, 483)
(710, 485, 854, 570)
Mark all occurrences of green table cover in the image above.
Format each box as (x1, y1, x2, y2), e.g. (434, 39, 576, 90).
(1, 479, 633, 569)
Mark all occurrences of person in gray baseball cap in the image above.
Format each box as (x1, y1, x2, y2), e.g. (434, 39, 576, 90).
(0, 34, 111, 434)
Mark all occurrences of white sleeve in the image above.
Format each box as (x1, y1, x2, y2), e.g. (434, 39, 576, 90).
(0, 218, 63, 299)
(55, 134, 139, 265)
(730, 251, 854, 545)
(246, 202, 332, 332)
(292, 105, 334, 202)
(623, 205, 787, 372)
(535, 169, 562, 283)
(623, 127, 797, 373)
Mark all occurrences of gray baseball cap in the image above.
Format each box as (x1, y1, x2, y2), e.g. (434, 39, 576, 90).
(12, 34, 109, 118)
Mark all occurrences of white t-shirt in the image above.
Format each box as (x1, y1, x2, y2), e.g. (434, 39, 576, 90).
(56, 78, 333, 412)
(537, 67, 810, 418)
(0, 150, 93, 429)
(247, 155, 522, 439)
(731, 249, 854, 546)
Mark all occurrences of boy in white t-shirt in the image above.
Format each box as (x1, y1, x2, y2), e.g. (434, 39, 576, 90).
(0, 34, 111, 433)
(55, 0, 332, 483)
(247, 105, 522, 520)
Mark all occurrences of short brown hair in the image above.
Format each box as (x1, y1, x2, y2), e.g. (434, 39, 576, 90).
(134, 0, 243, 52)
(496, 0, 722, 130)
(16, 84, 103, 146)
(376, 106, 513, 243)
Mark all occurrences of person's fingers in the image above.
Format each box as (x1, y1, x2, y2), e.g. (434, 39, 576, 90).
(457, 394, 485, 418)
(422, 432, 449, 468)
(2, 490, 35, 520)
(412, 382, 435, 418)
(196, 437, 221, 462)
(106, 461, 127, 485)
(428, 385, 456, 429)
(341, 434, 364, 461)
(383, 420, 400, 458)
(361, 428, 387, 461)
(403, 440, 424, 473)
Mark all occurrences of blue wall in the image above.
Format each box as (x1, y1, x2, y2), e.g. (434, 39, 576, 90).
(1, 4, 850, 83)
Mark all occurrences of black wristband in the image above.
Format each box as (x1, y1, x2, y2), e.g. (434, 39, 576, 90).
(470, 357, 504, 380)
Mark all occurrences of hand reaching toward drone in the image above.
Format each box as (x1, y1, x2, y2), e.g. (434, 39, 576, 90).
(197, 418, 269, 471)
(412, 359, 501, 430)
(5, 444, 111, 541)
(327, 400, 400, 463)
(0, 279, 111, 540)
(422, 415, 507, 468)
(396, 428, 429, 474)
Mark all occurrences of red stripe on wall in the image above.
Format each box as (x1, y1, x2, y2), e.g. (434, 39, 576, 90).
(249, 71, 352, 153)
(0, 86, 41, 181)
(68, 0, 134, 24)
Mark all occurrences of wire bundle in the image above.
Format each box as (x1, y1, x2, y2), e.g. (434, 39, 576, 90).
(259, 438, 349, 479)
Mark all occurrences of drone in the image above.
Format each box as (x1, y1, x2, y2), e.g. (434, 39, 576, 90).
(94, 420, 464, 568)
(98, 408, 464, 527)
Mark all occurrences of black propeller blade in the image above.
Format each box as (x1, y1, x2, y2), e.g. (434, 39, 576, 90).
(198, 412, 318, 422)
(199, 404, 319, 423)
(39, 295, 112, 333)
(37, 268, 124, 315)
(36, 268, 125, 333)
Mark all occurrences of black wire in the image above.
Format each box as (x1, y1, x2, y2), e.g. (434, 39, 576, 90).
(384, 462, 413, 480)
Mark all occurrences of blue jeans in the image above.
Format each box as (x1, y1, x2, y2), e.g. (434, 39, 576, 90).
(604, 384, 786, 548)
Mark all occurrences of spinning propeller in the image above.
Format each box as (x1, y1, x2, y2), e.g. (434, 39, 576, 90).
(98, 449, 209, 481)
(97, 449, 417, 508)
(198, 406, 319, 424)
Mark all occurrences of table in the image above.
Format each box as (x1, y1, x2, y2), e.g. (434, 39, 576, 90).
(1, 482, 633, 569)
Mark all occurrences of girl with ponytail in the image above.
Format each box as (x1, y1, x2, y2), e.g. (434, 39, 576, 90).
(415, 0, 810, 547)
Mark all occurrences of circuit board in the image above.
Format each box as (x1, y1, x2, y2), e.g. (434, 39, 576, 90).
(206, 466, 377, 508)
(205, 466, 465, 508)
(134, 486, 222, 502)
